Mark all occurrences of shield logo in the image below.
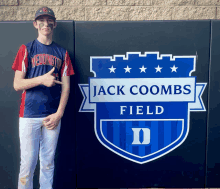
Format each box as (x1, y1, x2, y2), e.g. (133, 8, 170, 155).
(79, 52, 206, 164)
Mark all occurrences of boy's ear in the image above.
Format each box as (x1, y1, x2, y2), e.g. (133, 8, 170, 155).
(33, 21, 38, 29)
(53, 21, 57, 29)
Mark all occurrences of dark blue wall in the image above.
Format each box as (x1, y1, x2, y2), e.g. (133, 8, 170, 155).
(1, 20, 220, 188)
(74, 21, 210, 188)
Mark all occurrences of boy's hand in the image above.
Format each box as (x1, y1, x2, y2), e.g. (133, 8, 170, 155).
(43, 112, 62, 130)
(41, 67, 63, 87)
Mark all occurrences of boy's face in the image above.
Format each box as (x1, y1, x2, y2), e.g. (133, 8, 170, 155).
(33, 16, 57, 36)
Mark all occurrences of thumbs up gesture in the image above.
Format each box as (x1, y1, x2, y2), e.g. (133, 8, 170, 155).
(41, 67, 63, 87)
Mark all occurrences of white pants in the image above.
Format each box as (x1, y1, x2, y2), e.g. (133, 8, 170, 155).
(18, 117, 61, 189)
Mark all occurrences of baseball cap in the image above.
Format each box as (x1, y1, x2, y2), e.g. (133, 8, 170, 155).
(35, 7, 56, 20)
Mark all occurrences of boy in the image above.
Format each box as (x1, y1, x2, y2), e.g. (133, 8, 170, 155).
(12, 7, 74, 189)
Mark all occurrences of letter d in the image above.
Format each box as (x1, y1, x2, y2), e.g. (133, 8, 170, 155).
(156, 106, 164, 114)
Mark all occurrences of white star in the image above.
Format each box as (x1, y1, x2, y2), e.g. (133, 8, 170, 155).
(124, 65, 132, 73)
(139, 65, 147, 73)
(170, 65, 178, 72)
(109, 65, 116, 73)
(155, 65, 162, 73)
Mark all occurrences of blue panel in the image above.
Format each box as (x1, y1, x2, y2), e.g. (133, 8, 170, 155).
(139, 121, 145, 156)
(125, 121, 133, 153)
(145, 121, 151, 155)
(206, 20, 220, 187)
(107, 121, 113, 143)
(113, 121, 120, 146)
(102, 121, 107, 138)
(177, 120, 182, 138)
(171, 121, 177, 142)
(164, 121, 172, 146)
(151, 121, 158, 153)
(120, 121, 126, 150)
(75, 21, 209, 188)
(158, 121, 164, 149)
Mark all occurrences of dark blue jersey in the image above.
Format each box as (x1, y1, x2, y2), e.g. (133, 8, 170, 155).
(12, 39, 74, 118)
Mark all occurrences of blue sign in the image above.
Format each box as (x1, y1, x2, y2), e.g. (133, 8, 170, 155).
(79, 52, 206, 164)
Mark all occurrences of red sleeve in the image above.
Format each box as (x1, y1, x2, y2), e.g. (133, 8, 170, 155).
(12, 44, 28, 72)
(61, 50, 75, 77)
